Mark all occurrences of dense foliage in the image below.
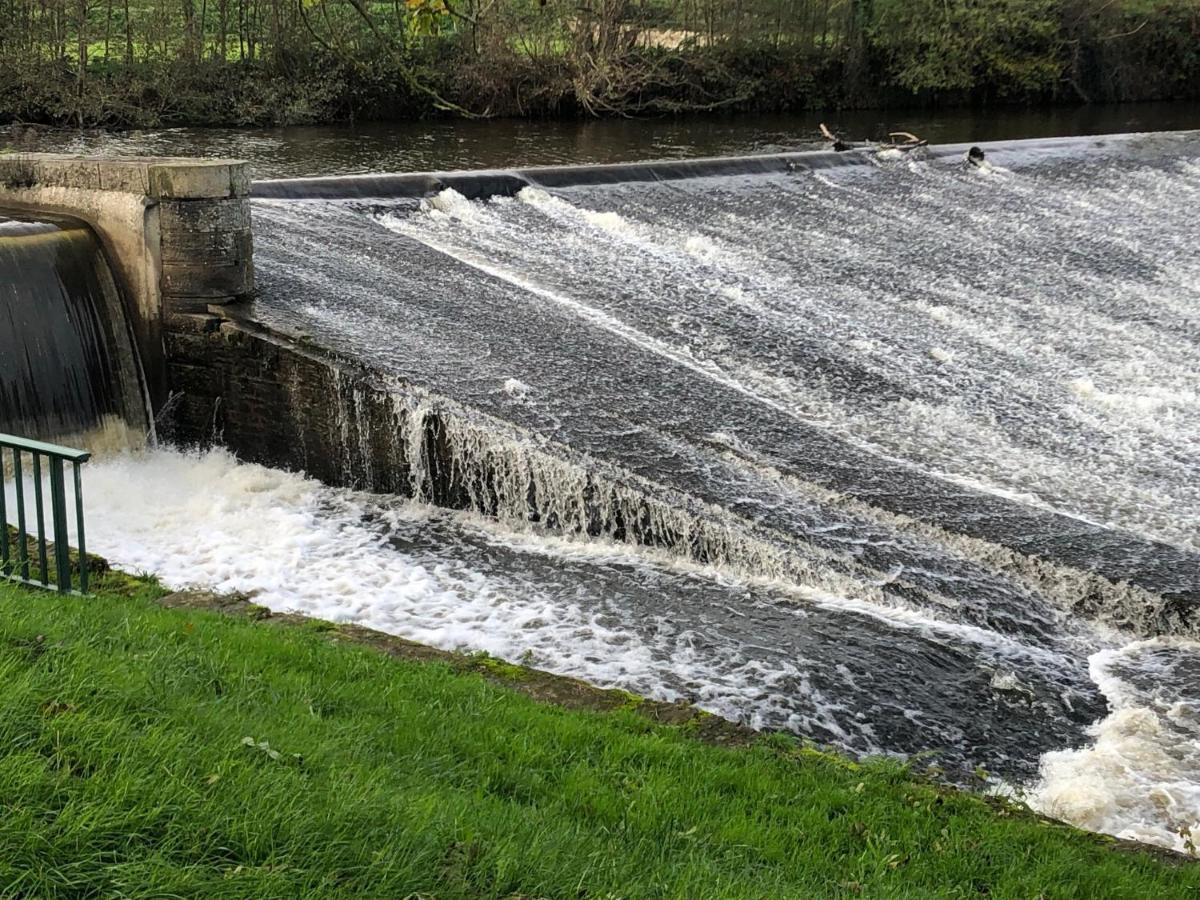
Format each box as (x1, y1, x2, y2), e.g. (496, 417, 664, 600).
(0, 0, 1196, 125)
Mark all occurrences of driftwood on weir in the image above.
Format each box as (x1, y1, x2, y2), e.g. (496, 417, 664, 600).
(819, 123, 927, 153)
(885, 131, 928, 149)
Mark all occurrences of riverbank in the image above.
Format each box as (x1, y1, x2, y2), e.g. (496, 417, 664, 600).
(0, 570, 1195, 896)
(1, 0, 1198, 128)
(3, 53, 1199, 131)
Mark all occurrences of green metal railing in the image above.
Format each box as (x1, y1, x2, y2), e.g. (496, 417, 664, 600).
(0, 433, 90, 595)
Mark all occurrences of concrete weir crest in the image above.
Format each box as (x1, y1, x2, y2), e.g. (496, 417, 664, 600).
(0, 154, 254, 406)
(2, 147, 1196, 640)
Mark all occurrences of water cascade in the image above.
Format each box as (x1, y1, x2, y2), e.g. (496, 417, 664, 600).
(218, 132, 1200, 850)
(246, 133, 1200, 633)
(0, 213, 147, 446)
(7, 133, 1199, 853)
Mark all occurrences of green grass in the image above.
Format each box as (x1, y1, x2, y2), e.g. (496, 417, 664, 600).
(0, 575, 1195, 898)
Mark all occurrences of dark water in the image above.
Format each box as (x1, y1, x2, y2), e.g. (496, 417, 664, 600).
(3, 102, 1199, 179)
(0, 215, 138, 441)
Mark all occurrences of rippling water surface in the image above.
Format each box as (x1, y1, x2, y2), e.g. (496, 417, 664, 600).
(4, 101, 1198, 176)
(6, 127, 1200, 853)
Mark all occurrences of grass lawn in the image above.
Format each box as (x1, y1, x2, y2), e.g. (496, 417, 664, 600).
(0, 573, 1194, 898)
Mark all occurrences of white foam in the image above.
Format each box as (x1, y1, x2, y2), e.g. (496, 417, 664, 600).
(0, 447, 892, 747)
(424, 188, 485, 223)
(581, 209, 634, 233)
(684, 234, 719, 259)
(1068, 376, 1195, 417)
(416, 160, 1200, 553)
(1, 447, 651, 669)
(519, 186, 635, 235)
(502, 377, 532, 400)
(970, 161, 1011, 178)
(1027, 638, 1200, 855)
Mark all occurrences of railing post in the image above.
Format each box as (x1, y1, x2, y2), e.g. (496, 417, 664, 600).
(0, 460, 8, 573)
(32, 453, 49, 584)
(73, 461, 88, 595)
(48, 458, 71, 594)
(13, 450, 28, 581)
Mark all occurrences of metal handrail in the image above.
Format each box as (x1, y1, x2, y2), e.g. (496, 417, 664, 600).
(0, 433, 90, 594)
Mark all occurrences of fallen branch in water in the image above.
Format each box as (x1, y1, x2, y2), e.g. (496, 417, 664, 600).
(818, 123, 927, 153)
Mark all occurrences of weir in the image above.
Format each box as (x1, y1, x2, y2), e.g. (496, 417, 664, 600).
(169, 309, 1200, 638)
(3, 136, 1197, 639)
(237, 133, 1200, 641)
(250, 134, 1132, 201)
(4, 133, 1200, 850)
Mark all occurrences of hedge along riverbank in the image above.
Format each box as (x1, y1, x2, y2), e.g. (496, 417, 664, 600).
(0, 0, 1198, 126)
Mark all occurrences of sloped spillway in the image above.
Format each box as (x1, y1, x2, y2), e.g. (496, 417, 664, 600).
(0, 213, 147, 445)
(240, 133, 1200, 845)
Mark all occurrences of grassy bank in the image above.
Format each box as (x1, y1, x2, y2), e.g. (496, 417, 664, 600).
(0, 573, 1195, 897)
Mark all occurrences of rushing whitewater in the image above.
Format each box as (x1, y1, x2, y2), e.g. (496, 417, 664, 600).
(250, 136, 1200, 610)
(1027, 638, 1200, 854)
(6, 135, 1199, 853)
(380, 147, 1199, 554)
(237, 134, 1200, 848)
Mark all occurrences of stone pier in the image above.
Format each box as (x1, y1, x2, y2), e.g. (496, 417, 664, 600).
(0, 155, 253, 405)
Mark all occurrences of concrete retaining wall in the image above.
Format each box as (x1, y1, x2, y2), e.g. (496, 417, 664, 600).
(164, 314, 415, 492)
(0, 155, 253, 406)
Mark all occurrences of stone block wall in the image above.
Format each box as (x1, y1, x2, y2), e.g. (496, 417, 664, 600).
(164, 314, 420, 497)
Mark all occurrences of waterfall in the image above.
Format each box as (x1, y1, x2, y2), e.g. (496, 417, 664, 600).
(0, 214, 148, 448)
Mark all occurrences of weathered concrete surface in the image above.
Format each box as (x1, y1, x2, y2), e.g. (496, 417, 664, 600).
(164, 312, 416, 493)
(0, 155, 253, 406)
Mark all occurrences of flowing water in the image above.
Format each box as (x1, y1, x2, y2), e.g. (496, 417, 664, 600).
(244, 130, 1200, 850)
(0, 214, 146, 445)
(4, 102, 1199, 178)
(3, 117, 1200, 853)
(7, 445, 1196, 853)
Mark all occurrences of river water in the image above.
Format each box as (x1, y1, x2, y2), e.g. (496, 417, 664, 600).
(4, 107, 1200, 853)
(4, 102, 1199, 177)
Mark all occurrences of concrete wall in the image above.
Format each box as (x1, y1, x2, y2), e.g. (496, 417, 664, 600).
(0, 155, 253, 407)
(165, 315, 419, 494)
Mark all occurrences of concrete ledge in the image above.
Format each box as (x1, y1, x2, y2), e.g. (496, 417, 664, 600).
(1, 154, 247, 199)
(149, 161, 250, 200)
